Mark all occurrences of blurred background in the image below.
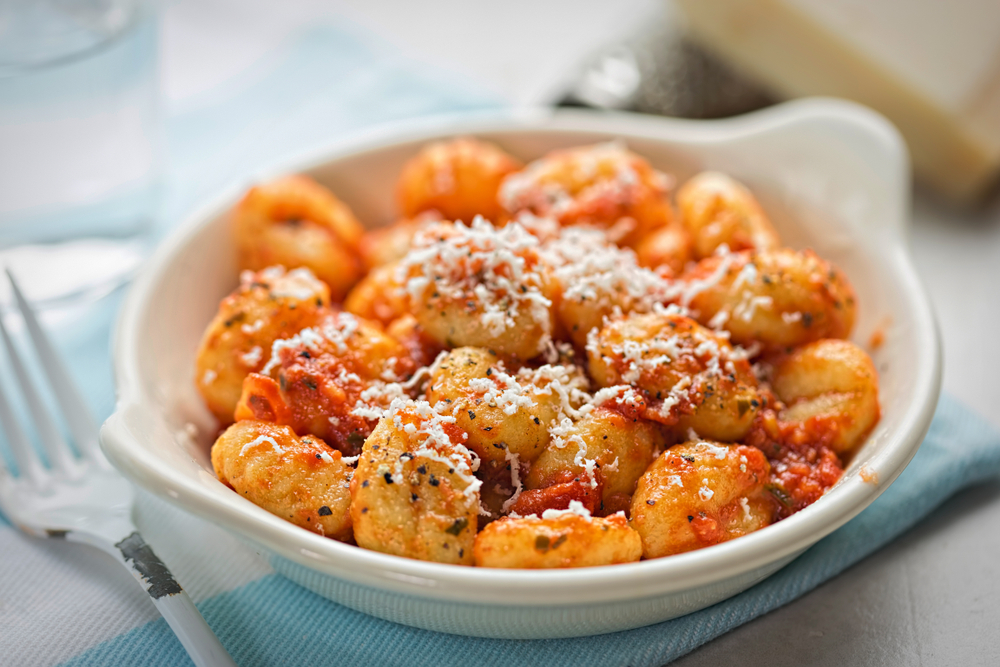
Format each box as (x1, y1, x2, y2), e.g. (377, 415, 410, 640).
(1, 1, 998, 665)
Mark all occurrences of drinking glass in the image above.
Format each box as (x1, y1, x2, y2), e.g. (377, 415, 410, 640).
(0, 0, 160, 307)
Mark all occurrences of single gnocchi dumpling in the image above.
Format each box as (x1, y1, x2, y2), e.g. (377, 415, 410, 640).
(770, 338, 880, 456)
(498, 141, 673, 247)
(587, 309, 761, 442)
(630, 440, 773, 558)
(679, 248, 857, 349)
(232, 175, 365, 301)
(474, 503, 641, 568)
(397, 218, 556, 360)
(634, 221, 694, 275)
(396, 137, 522, 224)
(211, 420, 354, 541)
(425, 348, 589, 513)
(195, 266, 330, 425)
(350, 399, 480, 565)
(525, 387, 666, 516)
(343, 262, 409, 325)
(234, 311, 415, 455)
(677, 171, 781, 259)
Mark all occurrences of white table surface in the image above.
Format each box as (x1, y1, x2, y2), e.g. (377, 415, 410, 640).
(160, 1, 1000, 664)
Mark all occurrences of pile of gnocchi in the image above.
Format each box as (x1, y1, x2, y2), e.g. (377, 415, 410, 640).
(196, 138, 879, 569)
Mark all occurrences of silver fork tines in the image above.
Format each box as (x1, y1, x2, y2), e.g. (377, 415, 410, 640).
(0, 270, 235, 667)
(5, 268, 101, 461)
(0, 302, 79, 479)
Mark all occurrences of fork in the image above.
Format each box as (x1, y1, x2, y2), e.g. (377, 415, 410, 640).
(0, 270, 236, 667)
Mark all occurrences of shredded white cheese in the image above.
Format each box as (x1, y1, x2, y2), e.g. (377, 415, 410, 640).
(239, 346, 263, 367)
(397, 217, 552, 345)
(239, 434, 285, 457)
(541, 499, 593, 520)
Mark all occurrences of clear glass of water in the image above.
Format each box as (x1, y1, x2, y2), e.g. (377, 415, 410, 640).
(0, 0, 159, 307)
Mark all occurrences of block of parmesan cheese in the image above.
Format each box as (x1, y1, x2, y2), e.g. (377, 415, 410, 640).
(676, 0, 1000, 202)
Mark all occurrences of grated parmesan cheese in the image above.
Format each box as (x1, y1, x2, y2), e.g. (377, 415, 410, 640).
(468, 364, 538, 416)
(500, 450, 523, 513)
(541, 499, 593, 520)
(261, 327, 325, 375)
(239, 346, 263, 367)
(240, 434, 286, 457)
(240, 319, 265, 335)
(697, 441, 730, 460)
(356, 397, 482, 502)
(397, 217, 552, 343)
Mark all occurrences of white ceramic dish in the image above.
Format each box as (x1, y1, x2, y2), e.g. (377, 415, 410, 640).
(101, 99, 941, 639)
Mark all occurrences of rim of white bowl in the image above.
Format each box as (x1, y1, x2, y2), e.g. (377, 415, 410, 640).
(102, 98, 942, 607)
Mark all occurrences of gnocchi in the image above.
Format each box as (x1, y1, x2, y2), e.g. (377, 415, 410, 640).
(232, 175, 365, 301)
(195, 266, 330, 424)
(397, 137, 522, 224)
(211, 420, 353, 541)
(199, 137, 881, 569)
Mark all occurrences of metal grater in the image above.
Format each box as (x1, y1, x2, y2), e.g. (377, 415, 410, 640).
(559, 15, 774, 119)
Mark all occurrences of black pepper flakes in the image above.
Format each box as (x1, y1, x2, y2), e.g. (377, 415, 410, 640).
(383, 472, 395, 484)
(318, 505, 332, 516)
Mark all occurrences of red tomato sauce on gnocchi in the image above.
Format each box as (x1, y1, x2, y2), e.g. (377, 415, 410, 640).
(196, 137, 880, 568)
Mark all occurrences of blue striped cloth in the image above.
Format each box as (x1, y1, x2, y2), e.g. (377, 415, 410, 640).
(63, 396, 1000, 667)
(2, 20, 998, 667)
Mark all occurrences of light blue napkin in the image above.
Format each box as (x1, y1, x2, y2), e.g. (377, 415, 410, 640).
(33, 20, 1000, 667)
(62, 395, 1000, 667)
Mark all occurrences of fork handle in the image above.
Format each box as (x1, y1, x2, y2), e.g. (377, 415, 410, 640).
(104, 531, 238, 667)
(151, 590, 238, 667)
